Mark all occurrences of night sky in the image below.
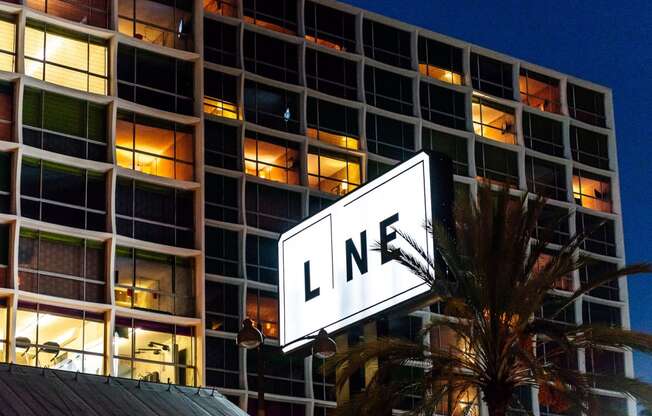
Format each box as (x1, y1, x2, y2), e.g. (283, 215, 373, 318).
(344, 0, 652, 380)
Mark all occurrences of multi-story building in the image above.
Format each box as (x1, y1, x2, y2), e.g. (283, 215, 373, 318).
(0, 0, 632, 414)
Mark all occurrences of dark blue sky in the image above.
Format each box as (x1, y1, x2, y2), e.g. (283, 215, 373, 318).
(344, 0, 652, 380)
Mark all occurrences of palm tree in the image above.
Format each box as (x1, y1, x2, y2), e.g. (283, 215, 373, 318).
(324, 185, 652, 416)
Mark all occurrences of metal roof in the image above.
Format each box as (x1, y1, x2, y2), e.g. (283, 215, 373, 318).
(0, 363, 247, 416)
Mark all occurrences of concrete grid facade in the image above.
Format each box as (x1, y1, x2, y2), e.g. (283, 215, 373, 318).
(0, 0, 634, 414)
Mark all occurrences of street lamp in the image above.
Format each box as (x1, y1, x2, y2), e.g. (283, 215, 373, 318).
(237, 319, 337, 416)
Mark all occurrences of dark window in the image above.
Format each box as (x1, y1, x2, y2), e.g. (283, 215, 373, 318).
(576, 213, 616, 257)
(567, 84, 606, 127)
(243, 0, 297, 35)
(20, 158, 106, 231)
(589, 395, 628, 416)
(422, 128, 468, 176)
(204, 68, 239, 119)
(26, 0, 108, 28)
(363, 19, 411, 69)
(306, 49, 357, 101)
(523, 112, 564, 157)
(248, 400, 305, 416)
(475, 142, 518, 187)
(206, 336, 240, 388)
(245, 182, 302, 233)
(244, 80, 300, 134)
(313, 357, 335, 401)
(204, 120, 240, 170)
(525, 157, 567, 201)
(0, 81, 14, 141)
(536, 340, 577, 371)
(116, 178, 194, 248)
(378, 316, 422, 342)
(117, 44, 194, 115)
(470, 53, 513, 99)
(118, 0, 193, 50)
(583, 301, 621, 327)
(417, 37, 463, 85)
(115, 110, 194, 181)
(365, 65, 413, 115)
(205, 283, 240, 333)
(0, 225, 8, 287)
(307, 97, 359, 150)
(0, 152, 11, 213)
(246, 234, 278, 285)
(203, 19, 238, 67)
(244, 31, 298, 84)
(519, 69, 560, 113)
(304, 1, 355, 52)
(535, 205, 570, 246)
(579, 259, 619, 301)
(247, 345, 305, 396)
(419, 82, 466, 129)
(366, 159, 394, 181)
(18, 229, 106, 303)
(205, 172, 239, 223)
(308, 194, 335, 216)
(570, 126, 609, 170)
(205, 226, 239, 277)
(573, 169, 612, 213)
(538, 295, 576, 324)
(22, 88, 107, 162)
(114, 247, 194, 316)
(585, 347, 625, 388)
(366, 113, 414, 161)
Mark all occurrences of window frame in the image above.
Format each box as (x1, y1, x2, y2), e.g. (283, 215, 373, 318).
(470, 53, 514, 99)
(519, 68, 561, 114)
(474, 142, 519, 187)
(363, 18, 411, 69)
(419, 81, 466, 130)
(572, 168, 612, 213)
(304, 1, 356, 52)
(244, 131, 301, 185)
(525, 156, 568, 202)
(522, 111, 564, 157)
(244, 30, 299, 85)
(118, 0, 193, 51)
(472, 97, 516, 144)
(417, 36, 463, 85)
(364, 65, 414, 116)
(307, 146, 361, 196)
(244, 80, 300, 134)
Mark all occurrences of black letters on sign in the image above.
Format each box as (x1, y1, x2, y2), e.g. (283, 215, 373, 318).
(304, 261, 320, 301)
(380, 213, 399, 264)
(346, 230, 368, 281)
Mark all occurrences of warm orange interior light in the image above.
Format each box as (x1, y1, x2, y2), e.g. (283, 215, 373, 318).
(204, 97, 239, 119)
(472, 101, 516, 144)
(519, 75, 560, 113)
(306, 127, 359, 150)
(304, 35, 344, 51)
(572, 175, 612, 213)
(419, 63, 462, 85)
(243, 15, 295, 35)
(203, 0, 236, 16)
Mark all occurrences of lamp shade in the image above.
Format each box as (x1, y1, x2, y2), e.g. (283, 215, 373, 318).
(237, 318, 264, 349)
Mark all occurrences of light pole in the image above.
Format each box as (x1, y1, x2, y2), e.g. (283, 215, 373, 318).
(236, 319, 337, 416)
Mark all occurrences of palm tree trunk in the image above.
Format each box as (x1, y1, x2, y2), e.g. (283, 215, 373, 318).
(487, 402, 507, 416)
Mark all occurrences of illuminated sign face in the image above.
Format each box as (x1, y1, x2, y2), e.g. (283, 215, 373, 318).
(279, 152, 436, 353)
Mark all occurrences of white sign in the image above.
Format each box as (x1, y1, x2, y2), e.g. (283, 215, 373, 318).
(279, 152, 435, 353)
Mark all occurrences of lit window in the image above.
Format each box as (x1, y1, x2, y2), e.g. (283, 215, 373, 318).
(18, 229, 106, 303)
(533, 252, 573, 291)
(115, 247, 195, 316)
(244, 132, 300, 185)
(116, 111, 194, 181)
(418, 37, 463, 85)
(24, 21, 108, 95)
(113, 318, 196, 385)
(204, 0, 236, 16)
(26, 0, 109, 28)
(573, 169, 612, 213)
(15, 303, 105, 374)
(307, 97, 359, 150)
(0, 15, 16, 73)
(204, 69, 239, 119)
(519, 69, 560, 113)
(472, 97, 516, 144)
(246, 289, 278, 339)
(118, 0, 193, 51)
(308, 147, 361, 196)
